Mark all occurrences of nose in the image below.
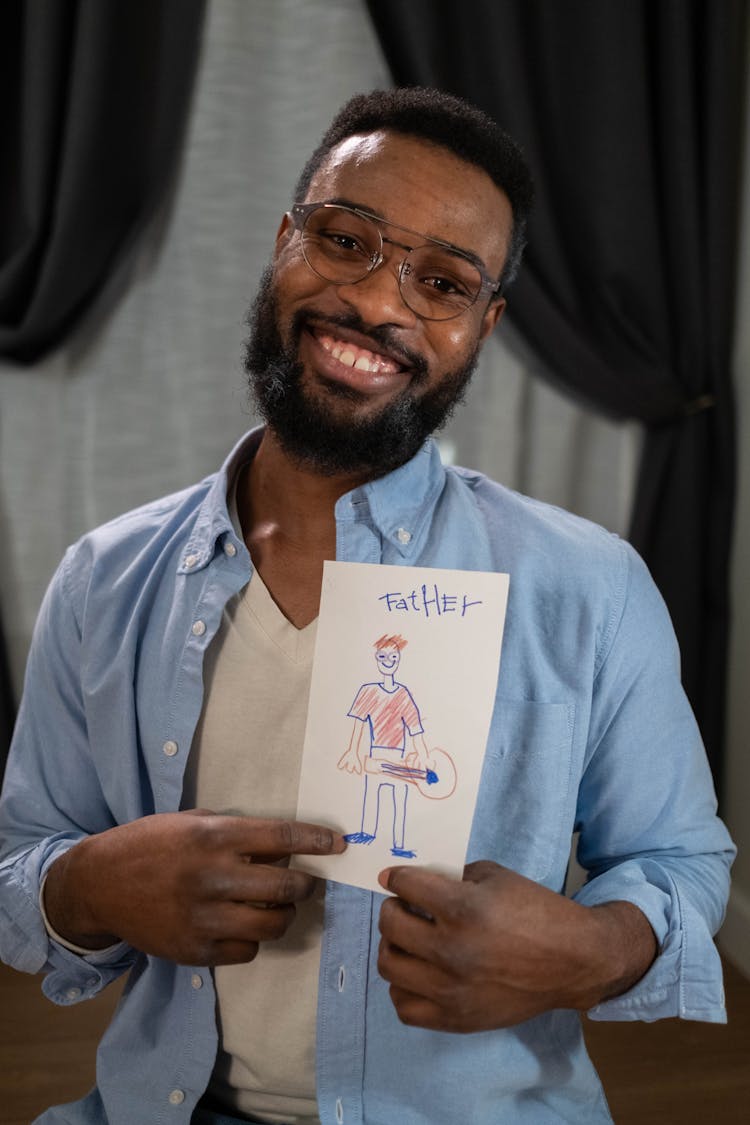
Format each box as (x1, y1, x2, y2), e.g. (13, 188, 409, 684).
(335, 257, 418, 330)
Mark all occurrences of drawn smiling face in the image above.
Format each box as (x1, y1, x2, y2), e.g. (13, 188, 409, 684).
(375, 645, 401, 677)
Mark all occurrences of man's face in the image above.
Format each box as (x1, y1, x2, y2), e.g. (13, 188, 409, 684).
(245, 129, 512, 477)
(375, 644, 401, 676)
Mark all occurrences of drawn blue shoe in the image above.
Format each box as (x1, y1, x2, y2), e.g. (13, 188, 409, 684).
(344, 832, 376, 844)
(390, 846, 416, 858)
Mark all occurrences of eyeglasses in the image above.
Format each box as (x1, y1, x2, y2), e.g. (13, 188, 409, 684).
(287, 202, 502, 321)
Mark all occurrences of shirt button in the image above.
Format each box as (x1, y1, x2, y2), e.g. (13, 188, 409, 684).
(168, 1088, 185, 1105)
(163, 740, 178, 758)
(184, 553, 199, 569)
(224, 541, 237, 557)
(191, 973, 203, 989)
(396, 527, 411, 544)
(191, 619, 206, 636)
(65, 987, 82, 1000)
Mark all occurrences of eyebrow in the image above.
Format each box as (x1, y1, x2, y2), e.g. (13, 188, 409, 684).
(325, 195, 489, 274)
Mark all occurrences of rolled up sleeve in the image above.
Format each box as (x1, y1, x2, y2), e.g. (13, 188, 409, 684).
(574, 544, 734, 1023)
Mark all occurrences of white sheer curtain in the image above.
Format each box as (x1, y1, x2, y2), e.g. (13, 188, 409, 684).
(0, 0, 639, 693)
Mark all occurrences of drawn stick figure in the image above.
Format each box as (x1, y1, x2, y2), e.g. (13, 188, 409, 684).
(337, 634, 430, 859)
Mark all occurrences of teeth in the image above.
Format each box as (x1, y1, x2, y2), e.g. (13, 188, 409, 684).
(316, 332, 396, 374)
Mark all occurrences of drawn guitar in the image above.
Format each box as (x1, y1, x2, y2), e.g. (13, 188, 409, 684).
(364, 747, 457, 799)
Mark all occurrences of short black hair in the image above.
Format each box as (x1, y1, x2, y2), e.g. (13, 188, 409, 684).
(294, 87, 534, 292)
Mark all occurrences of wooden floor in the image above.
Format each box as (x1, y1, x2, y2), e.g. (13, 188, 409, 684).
(1, 957, 748, 1124)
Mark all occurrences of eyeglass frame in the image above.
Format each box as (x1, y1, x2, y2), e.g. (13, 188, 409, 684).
(286, 200, 504, 319)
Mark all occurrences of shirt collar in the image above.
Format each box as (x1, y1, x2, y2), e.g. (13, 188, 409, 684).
(178, 426, 447, 572)
(177, 428, 264, 573)
(336, 438, 447, 558)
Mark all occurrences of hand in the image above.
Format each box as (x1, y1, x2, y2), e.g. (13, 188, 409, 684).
(44, 810, 346, 966)
(337, 746, 363, 774)
(377, 861, 657, 1033)
(405, 748, 428, 773)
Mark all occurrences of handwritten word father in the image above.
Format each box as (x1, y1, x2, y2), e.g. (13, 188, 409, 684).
(378, 583, 483, 618)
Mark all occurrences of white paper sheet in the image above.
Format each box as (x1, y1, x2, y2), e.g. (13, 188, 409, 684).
(292, 561, 509, 892)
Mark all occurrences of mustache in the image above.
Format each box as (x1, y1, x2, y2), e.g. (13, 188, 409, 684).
(291, 309, 429, 382)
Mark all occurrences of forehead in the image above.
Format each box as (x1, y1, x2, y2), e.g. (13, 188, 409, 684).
(305, 130, 511, 275)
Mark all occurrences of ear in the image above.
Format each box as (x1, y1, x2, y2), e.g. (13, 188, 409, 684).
(274, 212, 294, 256)
(478, 297, 506, 343)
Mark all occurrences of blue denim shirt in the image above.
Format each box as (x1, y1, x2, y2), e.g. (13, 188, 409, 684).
(0, 428, 734, 1125)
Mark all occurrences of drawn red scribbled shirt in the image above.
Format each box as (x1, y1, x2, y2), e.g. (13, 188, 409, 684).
(348, 683, 424, 752)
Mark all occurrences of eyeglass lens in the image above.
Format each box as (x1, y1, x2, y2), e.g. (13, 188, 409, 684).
(300, 206, 482, 320)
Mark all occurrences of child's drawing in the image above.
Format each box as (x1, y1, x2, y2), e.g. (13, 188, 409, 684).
(337, 634, 457, 859)
(292, 560, 509, 892)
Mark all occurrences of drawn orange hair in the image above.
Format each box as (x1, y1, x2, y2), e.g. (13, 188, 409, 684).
(374, 633, 408, 651)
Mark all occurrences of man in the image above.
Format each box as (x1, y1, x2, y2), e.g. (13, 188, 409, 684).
(338, 633, 431, 858)
(0, 88, 734, 1125)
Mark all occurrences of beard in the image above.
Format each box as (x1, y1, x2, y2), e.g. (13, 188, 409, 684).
(243, 265, 479, 478)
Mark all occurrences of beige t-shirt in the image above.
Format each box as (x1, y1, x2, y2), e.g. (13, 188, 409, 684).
(181, 568, 322, 1125)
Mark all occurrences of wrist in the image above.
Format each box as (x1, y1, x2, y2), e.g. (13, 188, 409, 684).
(44, 837, 120, 950)
(578, 900, 658, 1008)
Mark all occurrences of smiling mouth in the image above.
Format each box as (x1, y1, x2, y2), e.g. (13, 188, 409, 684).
(313, 330, 405, 376)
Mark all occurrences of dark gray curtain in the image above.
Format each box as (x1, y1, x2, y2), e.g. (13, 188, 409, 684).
(366, 0, 747, 792)
(0, 0, 206, 363)
(0, 0, 206, 776)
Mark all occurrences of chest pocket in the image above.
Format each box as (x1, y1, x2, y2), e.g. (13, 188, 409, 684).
(468, 699, 576, 885)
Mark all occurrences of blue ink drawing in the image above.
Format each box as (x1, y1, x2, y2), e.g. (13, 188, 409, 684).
(337, 634, 457, 860)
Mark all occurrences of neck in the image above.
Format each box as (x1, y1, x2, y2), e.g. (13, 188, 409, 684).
(239, 428, 373, 544)
(235, 428, 376, 628)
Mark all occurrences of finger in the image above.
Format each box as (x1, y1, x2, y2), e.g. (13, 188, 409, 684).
(215, 863, 319, 905)
(208, 939, 260, 966)
(387, 985, 444, 1029)
(232, 902, 298, 941)
(219, 818, 347, 858)
(378, 941, 461, 1030)
(200, 901, 297, 944)
(378, 894, 437, 958)
(379, 941, 478, 1032)
(378, 865, 467, 921)
(378, 936, 451, 996)
(387, 984, 470, 1032)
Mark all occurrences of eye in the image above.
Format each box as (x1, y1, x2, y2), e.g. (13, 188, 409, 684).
(421, 274, 466, 296)
(323, 230, 367, 253)
(406, 248, 480, 305)
(304, 210, 377, 260)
